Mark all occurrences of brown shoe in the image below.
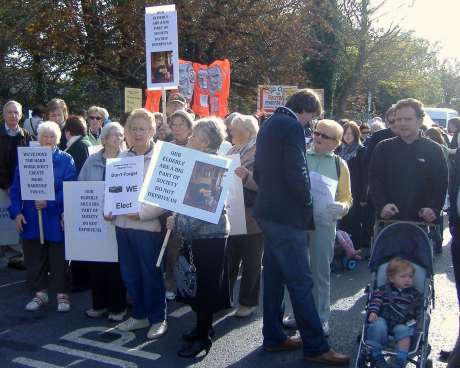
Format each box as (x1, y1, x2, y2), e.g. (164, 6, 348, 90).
(264, 336, 303, 352)
(304, 349, 350, 365)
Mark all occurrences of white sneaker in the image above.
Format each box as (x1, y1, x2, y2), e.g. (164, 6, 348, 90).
(165, 291, 176, 301)
(25, 291, 49, 311)
(108, 310, 127, 322)
(57, 294, 71, 313)
(147, 320, 168, 339)
(116, 317, 149, 331)
(86, 308, 107, 318)
(234, 305, 256, 318)
(322, 321, 330, 337)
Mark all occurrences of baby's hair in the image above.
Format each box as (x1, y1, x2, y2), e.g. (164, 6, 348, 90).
(387, 257, 415, 278)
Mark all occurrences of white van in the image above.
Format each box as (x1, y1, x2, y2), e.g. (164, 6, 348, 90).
(424, 107, 459, 129)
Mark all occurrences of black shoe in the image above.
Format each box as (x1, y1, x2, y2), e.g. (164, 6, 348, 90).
(178, 338, 212, 358)
(182, 327, 215, 341)
(7, 260, 26, 270)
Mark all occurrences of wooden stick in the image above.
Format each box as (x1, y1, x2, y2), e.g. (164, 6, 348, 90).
(161, 87, 167, 125)
(156, 228, 171, 268)
(38, 208, 44, 245)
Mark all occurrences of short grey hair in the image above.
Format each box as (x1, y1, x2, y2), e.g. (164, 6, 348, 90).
(193, 117, 227, 151)
(101, 122, 124, 142)
(87, 106, 109, 120)
(3, 100, 22, 116)
(231, 113, 259, 139)
(37, 121, 62, 142)
(170, 110, 194, 130)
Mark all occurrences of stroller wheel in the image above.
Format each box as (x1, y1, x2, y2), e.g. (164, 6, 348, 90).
(342, 257, 358, 270)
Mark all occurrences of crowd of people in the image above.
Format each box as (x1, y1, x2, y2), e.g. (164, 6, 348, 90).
(1, 88, 459, 366)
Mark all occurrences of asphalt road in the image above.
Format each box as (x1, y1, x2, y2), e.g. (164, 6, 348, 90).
(0, 227, 457, 368)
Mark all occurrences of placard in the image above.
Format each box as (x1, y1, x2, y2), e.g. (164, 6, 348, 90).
(0, 189, 19, 246)
(17, 147, 55, 200)
(64, 182, 118, 262)
(257, 85, 297, 113)
(124, 88, 143, 112)
(145, 5, 179, 90)
(226, 155, 247, 235)
(104, 156, 144, 215)
(88, 145, 103, 156)
(139, 141, 234, 224)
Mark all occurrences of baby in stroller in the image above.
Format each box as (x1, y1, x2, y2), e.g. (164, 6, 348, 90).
(366, 257, 423, 368)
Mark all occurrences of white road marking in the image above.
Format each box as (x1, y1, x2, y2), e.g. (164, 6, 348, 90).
(0, 280, 25, 289)
(13, 357, 76, 368)
(168, 305, 191, 318)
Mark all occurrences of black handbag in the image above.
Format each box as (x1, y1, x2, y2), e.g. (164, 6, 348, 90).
(173, 239, 197, 299)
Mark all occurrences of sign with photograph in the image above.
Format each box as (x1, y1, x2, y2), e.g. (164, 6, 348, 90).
(64, 182, 118, 262)
(17, 147, 55, 201)
(145, 5, 179, 90)
(139, 141, 234, 224)
(124, 88, 143, 112)
(0, 189, 19, 246)
(104, 155, 144, 215)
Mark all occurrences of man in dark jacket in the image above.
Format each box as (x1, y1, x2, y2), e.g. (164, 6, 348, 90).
(254, 89, 349, 365)
(0, 100, 31, 269)
(369, 98, 448, 222)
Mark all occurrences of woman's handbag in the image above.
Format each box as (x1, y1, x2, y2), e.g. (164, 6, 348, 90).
(173, 239, 197, 299)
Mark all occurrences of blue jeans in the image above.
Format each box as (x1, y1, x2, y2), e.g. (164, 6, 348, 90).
(258, 218, 329, 356)
(366, 317, 415, 351)
(115, 227, 166, 324)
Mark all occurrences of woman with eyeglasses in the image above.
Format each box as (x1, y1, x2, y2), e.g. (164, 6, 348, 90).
(306, 119, 352, 337)
(86, 106, 108, 146)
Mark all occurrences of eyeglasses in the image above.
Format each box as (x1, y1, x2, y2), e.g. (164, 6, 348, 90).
(388, 119, 395, 125)
(89, 116, 103, 121)
(313, 131, 336, 141)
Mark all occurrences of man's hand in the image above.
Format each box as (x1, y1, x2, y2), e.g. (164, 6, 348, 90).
(380, 203, 399, 219)
(368, 312, 378, 323)
(35, 200, 47, 210)
(166, 215, 176, 230)
(419, 208, 436, 223)
(15, 214, 27, 232)
(103, 212, 114, 221)
(234, 166, 249, 181)
(126, 213, 140, 221)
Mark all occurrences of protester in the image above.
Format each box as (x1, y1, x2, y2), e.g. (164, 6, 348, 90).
(170, 110, 194, 146)
(112, 108, 167, 340)
(425, 127, 449, 160)
(86, 106, 107, 145)
(9, 121, 76, 312)
(23, 105, 45, 139)
(224, 112, 238, 143)
(226, 113, 263, 318)
(63, 115, 92, 175)
(371, 121, 386, 135)
(369, 98, 448, 222)
(166, 117, 231, 358)
(166, 95, 187, 117)
(307, 119, 352, 335)
(253, 89, 349, 365)
(78, 122, 127, 322)
(154, 112, 173, 142)
(365, 106, 398, 162)
(0, 100, 32, 269)
(338, 121, 367, 250)
(46, 98, 69, 150)
(360, 122, 371, 143)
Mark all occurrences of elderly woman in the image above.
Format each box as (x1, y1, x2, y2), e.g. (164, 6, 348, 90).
(64, 115, 92, 175)
(226, 113, 263, 318)
(86, 106, 108, 145)
(307, 119, 352, 336)
(166, 117, 230, 358)
(154, 112, 173, 142)
(78, 122, 127, 322)
(170, 110, 194, 146)
(337, 121, 366, 250)
(112, 108, 167, 340)
(46, 98, 69, 150)
(9, 121, 76, 312)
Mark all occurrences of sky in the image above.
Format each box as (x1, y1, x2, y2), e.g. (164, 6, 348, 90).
(380, 0, 459, 61)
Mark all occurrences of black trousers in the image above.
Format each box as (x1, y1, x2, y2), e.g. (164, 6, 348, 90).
(23, 239, 70, 294)
(451, 225, 460, 308)
(187, 238, 228, 339)
(227, 233, 264, 307)
(89, 261, 127, 313)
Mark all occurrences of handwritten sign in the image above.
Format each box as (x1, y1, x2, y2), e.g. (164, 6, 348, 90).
(124, 88, 143, 112)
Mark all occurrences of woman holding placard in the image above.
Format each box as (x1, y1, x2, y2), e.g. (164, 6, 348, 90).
(78, 122, 127, 322)
(166, 117, 230, 358)
(9, 121, 76, 312)
(112, 108, 167, 340)
(226, 113, 263, 318)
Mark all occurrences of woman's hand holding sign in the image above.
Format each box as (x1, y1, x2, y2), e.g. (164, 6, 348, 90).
(15, 214, 27, 232)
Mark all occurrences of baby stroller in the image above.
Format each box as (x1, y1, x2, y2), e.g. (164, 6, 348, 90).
(354, 222, 434, 368)
(332, 229, 362, 271)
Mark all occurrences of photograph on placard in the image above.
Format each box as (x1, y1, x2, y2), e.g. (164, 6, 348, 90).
(151, 51, 174, 84)
(183, 161, 227, 213)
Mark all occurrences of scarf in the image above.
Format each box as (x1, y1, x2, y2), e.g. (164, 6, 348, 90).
(339, 143, 360, 162)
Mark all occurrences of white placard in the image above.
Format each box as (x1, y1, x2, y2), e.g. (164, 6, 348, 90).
(310, 171, 338, 226)
(64, 182, 118, 262)
(17, 147, 55, 201)
(29, 141, 40, 147)
(0, 189, 19, 246)
(226, 155, 247, 235)
(145, 5, 179, 90)
(104, 155, 144, 215)
(139, 141, 233, 224)
(88, 145, 103, 156)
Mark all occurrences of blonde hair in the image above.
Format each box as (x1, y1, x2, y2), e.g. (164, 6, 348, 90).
(316, 119, 344, 142)
(387, 257, 415, 278)
(232, 113, 259, 139)
(37, 121, 62, 142)
(46, 98, 69, 120)
(126, 108, 156, 135)
(193, 117, 227, 151)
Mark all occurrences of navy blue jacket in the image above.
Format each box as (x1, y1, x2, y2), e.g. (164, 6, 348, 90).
(253, 107, 314, 230)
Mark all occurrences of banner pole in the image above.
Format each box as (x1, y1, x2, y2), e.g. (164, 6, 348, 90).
(156, 228, 171, 268)
(38, 208, 44, 245)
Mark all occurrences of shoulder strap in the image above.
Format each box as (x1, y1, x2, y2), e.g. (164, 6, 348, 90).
(334, 155, 341, 179)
